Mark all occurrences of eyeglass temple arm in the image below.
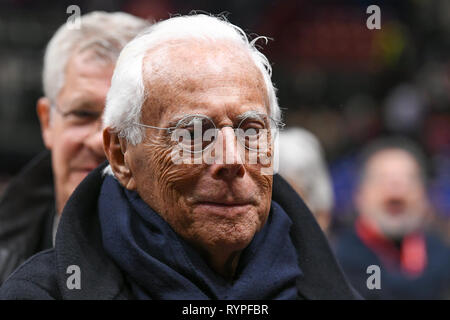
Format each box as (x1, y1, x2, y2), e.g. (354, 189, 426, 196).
(134, 122, 177, 133)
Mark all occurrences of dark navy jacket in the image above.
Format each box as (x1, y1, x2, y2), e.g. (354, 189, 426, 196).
(0, 162, 359, 300)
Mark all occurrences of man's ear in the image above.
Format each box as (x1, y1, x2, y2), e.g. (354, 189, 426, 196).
(36, 97, 53, 149)
(103, 127, 137, 190)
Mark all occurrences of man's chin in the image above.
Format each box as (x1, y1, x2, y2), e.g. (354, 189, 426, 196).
(205, 221, 259, 251)
(68, 170, 94, 191)
(73, 170, 91, 181)
(377, 215, 421, 238)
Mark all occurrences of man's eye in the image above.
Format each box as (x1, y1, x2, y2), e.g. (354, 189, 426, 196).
(70, 110, 100, 119)
(241, 123, 265, 135)
(244, 127, 262, 135)
(179, 119, 213, 134)
(64, 110, 101, 125)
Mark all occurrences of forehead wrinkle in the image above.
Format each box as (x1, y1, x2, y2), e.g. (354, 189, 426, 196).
(143, 38, 264, 88)
(141, 39, 268, 126)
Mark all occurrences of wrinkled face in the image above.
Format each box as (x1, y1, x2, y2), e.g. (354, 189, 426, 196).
(124, 40, 273, 256)
(356, 149, 428, 238)
(41, 50, 112, 212)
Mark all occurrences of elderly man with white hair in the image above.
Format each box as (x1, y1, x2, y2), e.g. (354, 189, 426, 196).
(0, 14, 358, 300)
(0, 11, 149, 284)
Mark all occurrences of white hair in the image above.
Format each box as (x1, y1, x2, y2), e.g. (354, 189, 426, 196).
(103, 14, 281, 146)
(43, 11, 150, 104)
(277, 128, 334, 213)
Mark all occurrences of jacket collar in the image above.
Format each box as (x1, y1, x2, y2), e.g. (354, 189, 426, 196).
(55, 162, 131, 299)
(55, 162, 356, 299)
(272, 172, 357, 299)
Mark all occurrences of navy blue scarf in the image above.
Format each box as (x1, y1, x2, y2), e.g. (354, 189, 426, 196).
(98, 175, 302, 299)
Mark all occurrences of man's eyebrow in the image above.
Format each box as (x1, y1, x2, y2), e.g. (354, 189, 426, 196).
(236, 110, 266, 121)
(164, 113, 211, 127)
(166, 115, 188, 128)
(66, 98, 104, 110)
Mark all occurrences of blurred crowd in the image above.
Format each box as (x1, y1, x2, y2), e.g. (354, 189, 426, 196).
(279, 131, 450, 299)
(0, 0, 449, 299)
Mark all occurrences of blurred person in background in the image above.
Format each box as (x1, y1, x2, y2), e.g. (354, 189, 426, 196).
(0, 11, 149, 284)
(277, 128, 334, 234)
(334, 137, 450, 299)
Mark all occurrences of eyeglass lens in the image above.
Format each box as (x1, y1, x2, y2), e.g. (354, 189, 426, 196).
(170, 114, 273, 153)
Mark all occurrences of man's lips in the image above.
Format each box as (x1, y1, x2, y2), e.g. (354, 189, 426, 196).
(73, 162, 103, 172)
(194, 201, 253, 216)
(198, 199, 252, 205)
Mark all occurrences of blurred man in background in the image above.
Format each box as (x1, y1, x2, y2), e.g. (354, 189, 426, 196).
(278, 128, 334, 234)
(334, 138, 450, 299)
(0, 11, 149, 284)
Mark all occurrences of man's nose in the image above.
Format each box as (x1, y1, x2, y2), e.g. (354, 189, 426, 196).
(210, 126, 245, 180)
